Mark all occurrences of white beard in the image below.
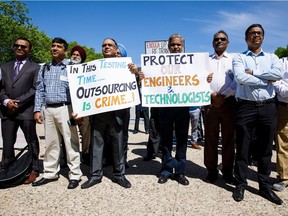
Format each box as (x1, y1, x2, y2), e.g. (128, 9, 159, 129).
(70, 58, 82, 64)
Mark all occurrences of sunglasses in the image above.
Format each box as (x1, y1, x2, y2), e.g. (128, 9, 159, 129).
(213, 38, 228, 42)
(13, 44, 28, 49)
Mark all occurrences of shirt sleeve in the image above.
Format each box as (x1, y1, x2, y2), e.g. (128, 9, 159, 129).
(253, 53, 283, 81)
(34, 66, 45, 112)
(232, 54, 268, 86)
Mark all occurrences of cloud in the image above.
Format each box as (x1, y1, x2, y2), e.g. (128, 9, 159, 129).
(182, 2, 288, 52)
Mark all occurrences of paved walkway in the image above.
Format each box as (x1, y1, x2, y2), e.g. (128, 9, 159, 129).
(0, 120, 287, 215)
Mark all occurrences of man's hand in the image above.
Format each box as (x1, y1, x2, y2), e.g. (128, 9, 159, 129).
(207, 73, 213, 83)
(245, 69, 253, 75)
(137, 71, 145, 81)
(71, 112, 83, 124)
(128, 63, 138, 74)
(211, 92, 225, 108)
(34, 112, 43, 124)
(7, 99, 20, 113)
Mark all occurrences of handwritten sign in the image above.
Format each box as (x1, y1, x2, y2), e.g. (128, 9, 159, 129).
(67, 57, 140, 117)
(141, 53, 211, 107)
(145, 40, 169, 54)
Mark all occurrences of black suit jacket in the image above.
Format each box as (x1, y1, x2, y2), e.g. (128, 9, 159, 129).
(0, 58, 40, 120)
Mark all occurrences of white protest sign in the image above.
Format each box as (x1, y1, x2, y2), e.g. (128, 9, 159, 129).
(67, 57, 140, 117)
(145, 40, 169, 54)
(141, 53, 211, 107)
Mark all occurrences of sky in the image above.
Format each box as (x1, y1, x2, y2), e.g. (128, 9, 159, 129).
(24, 0, 288, 65)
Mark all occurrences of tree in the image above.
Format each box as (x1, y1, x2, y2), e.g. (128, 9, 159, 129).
(275, 45, 288, 59)
(0, 0, 101, 64)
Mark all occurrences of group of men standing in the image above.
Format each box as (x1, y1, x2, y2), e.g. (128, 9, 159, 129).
(0, 37, 137, 190)
(0, 23, 287, 206)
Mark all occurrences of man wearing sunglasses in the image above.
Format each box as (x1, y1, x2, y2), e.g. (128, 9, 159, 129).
(204, 30, 237, 185)
(0, 38, 40, 184)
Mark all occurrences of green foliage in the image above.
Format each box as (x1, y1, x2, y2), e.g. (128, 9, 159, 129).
(0, 0, 101, 65)
(275, 45, 288, 59)
(0, 0, 30, 25)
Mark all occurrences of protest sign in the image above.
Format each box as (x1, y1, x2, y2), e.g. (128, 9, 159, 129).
(145, 40, 169, 54)
(145, 40, 185, 54)
(67, 57, 140, 117)
(141, 52, 211, 107)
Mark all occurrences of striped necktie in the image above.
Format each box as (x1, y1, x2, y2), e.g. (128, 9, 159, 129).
(14, 61, 22, 80)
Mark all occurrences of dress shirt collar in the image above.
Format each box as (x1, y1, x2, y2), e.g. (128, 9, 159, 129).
(210, 51, 229, 60)
(15, 58, 28, 66)
(245, 49, 265, 57)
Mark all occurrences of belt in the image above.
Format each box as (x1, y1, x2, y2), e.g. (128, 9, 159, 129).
(278, 101, 288, 107)
(237, 98, 275, 107)
(46, 102, 71, 108)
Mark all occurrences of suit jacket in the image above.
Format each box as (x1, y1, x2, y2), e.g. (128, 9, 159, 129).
(0, 58, 40, 120)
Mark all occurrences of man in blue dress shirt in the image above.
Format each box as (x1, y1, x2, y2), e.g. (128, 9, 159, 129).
(232, 24, 284, 205)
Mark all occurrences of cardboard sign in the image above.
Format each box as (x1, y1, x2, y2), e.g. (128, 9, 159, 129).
(67, 57, 140, 117)
(141, 53, 211, 107)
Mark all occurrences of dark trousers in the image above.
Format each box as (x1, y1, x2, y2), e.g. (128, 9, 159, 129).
(234, 101, 276, 189)
(146, 108, 160, 157)
(1, 118, 39, 171)
(134, 109, 149, 132)
(123, 108, 130, 162)
(204, 97, 236, 177)
(159, 107, 189, 176)
(90, 112, 125, 180)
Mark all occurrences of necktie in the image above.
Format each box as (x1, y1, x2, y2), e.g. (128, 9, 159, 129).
(14, 61, 22, 80)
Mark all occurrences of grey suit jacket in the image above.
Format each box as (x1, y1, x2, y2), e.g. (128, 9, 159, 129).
(0, 58, 40, 120)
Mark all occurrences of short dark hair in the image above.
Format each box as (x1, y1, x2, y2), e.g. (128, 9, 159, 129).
(14, 37, 32, 50)
(52, 37, 68, 50)
(245, 24, 265, 37)
(213, 30, 229, 41)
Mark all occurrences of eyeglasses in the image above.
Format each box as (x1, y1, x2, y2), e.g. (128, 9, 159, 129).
(13, 44, 28, 49)
(248, 31, 263, 37)
(102, 43, 115, 48)
(170, 43, 182, 47)
(213, 38, 228, 42)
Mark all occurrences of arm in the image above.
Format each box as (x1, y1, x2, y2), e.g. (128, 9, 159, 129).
(219, 70, 237, 97)
(15, 65, 40, 109)
(232, 54, 268, 86)
(274, 79, 288, 98)
(34, 65, 46, 113)
(252, 54, 283, 81)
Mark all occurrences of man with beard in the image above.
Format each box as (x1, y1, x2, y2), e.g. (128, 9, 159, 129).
(70, 45, 91, 165)
(204, 30, 236, 184)
(32, 38, 82, 189)
(232, 24, 283, 205)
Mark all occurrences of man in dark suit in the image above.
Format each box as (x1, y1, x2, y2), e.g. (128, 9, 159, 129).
(0, 38, 40, 184)
(81, 38, 138, 189)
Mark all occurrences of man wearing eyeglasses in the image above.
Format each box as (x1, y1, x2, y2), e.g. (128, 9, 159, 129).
(81, 38, 137, 189)
(204, 30, 237, 185)
(232, 24, 284, 205)
(0, 38, 40, 184)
